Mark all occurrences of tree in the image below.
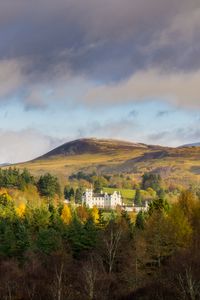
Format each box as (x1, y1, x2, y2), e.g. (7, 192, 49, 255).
(64, 185, 71, 199)
(148, 198, 169, 215)
(166, 204, 192, 251)
(0, 168, 34, 190)
(37, 173, 61, 200)
(76, 205, 89, 223)
(26, 206, 51, 233)
(102, 220, 122, 274)
(93, 176, 108, 193)
(91, 206, 99, 224)
(135, 211, 145, 229)
(178, 190, 196, 220)
(61, 205, 72, 225)
(75, 187, 83, 204)
(142, 172, 162, 193)
(0, 192, 16, 220)
(36, 228, 62, 255)
(144, 211, 170, 268)
(67, 217, 97, 257)
(16, 203, 26, 218)
(134, 189, 142, 206)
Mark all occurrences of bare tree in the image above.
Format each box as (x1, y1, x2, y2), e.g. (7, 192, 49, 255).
(178, 268, 200, 300)
(81, 254, 108, 300)
(103, 221, 122, 274)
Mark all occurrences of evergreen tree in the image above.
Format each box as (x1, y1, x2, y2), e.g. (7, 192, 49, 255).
(134, 189, 142, 206)
(135, 211, 145, 229)
(142, 172, 162, 192)
(36, 227, 62, 255)
(75, 187, 83, 204)
(64, 185, 71, 199)
(148, 198, 170, 215)
(37, 173, 61, 199)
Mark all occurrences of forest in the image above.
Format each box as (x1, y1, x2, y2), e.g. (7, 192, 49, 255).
(0, 168, 199, 299)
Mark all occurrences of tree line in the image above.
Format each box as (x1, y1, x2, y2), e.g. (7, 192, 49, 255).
(0, 168, 61, 199)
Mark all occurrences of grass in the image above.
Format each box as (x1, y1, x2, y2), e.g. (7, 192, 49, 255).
(103, 187, 151, 205)
(103, 187, 136, 200)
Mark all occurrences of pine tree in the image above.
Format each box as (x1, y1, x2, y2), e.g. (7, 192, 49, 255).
(134, 189, 142, 206)
(135, 211, 145, 229)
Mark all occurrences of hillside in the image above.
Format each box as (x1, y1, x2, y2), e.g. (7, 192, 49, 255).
(36, 138, 149, 159)
(12, 138, 200, 186)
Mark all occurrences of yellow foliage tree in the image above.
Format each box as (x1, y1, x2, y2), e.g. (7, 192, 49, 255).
(91, 206, 99, 224)
(61, 204, 72, 224)
(16, 203, 26, 218)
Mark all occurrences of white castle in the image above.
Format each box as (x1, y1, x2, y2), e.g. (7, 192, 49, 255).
(82, 188, 122, 209)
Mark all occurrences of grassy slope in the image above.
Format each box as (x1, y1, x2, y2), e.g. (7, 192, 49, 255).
(14, 148, 148, 178)
(9, 139, 200, 187)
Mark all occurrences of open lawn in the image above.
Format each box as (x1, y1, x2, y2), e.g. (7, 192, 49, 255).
(103, 187, 136, 200)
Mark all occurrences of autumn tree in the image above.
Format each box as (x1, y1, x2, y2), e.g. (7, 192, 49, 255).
(61, 205, 72, 225)
(76, 205, 89, 223)
(91, 206, 99, 224)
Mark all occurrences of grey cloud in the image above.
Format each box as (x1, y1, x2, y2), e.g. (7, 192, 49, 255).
(0, 59, 26, 99)
(0, 0, 200, 110)
(1, 0, 200, 82)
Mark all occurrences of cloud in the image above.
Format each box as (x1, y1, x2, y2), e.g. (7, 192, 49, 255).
(147, 125, 200, 147)
(0, 129, 65, 163)
(0, 0, 199, 119)
(156, 110, 172, 118)
(128, 109, 138, 118)
(77, 118, 138, 140)
(0, 59, 25, 99)
(85, 69, 200, 108)
(0, 0, 200, 82)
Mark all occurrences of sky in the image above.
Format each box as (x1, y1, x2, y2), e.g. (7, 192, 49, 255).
(0, 0, 200, 163)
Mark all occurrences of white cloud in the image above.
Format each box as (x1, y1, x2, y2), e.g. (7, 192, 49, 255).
(0, 129, 64, 163)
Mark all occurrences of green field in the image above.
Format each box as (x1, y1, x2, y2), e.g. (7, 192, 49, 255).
(103, 187, 136, 201)
(103, 187, 155, 205)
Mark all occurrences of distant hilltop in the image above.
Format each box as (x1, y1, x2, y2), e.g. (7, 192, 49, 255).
(35, 138, 156, 160)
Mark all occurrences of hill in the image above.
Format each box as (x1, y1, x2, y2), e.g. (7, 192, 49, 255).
(180, 142, 200, 147)
(36, 138, 149, 159)
(11, 138, 200, 187)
